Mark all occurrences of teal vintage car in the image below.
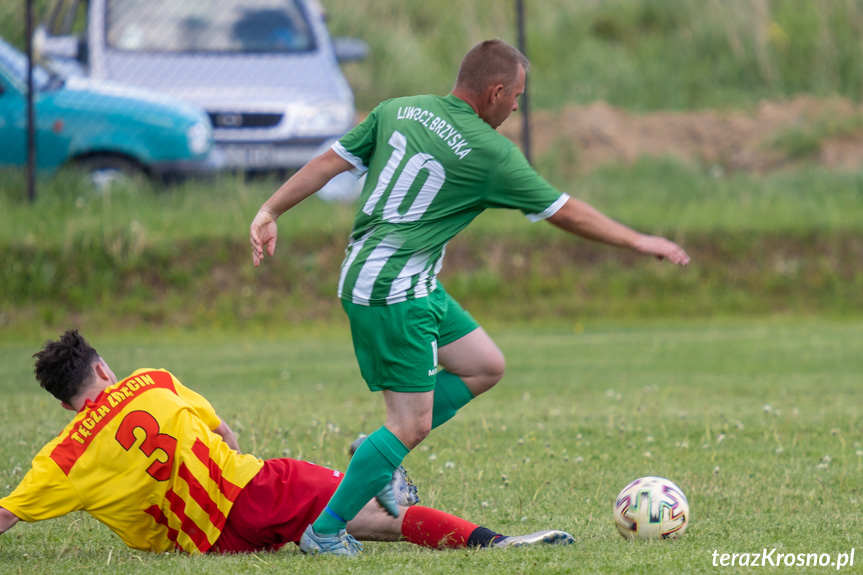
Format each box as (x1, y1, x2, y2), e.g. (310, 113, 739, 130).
(0, 36, 221, 184)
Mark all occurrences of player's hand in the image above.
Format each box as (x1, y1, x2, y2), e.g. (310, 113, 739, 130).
(250, 208, 278, 267)
(633, 235, 691, 266)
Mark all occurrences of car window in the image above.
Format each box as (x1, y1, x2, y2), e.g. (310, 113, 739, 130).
(105, 0, 316, 53)
(44, 0, 87, 36)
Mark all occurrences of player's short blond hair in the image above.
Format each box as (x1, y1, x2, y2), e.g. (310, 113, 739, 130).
(455, 39, 530, 96)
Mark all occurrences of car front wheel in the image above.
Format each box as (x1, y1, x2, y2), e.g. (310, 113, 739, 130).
(75, 155, 146, 190)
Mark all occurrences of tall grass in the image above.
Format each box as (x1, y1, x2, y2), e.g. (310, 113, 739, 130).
(3, 159, 863, 245)
(323, 0, 863, 111)
(2, 160, 862, 334)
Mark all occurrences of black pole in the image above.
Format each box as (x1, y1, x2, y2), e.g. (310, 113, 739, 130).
(26, 0, 37, 202)
(515, 0, 531, 163)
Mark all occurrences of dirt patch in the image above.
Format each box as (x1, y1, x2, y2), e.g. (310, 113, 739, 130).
(498, 96, 863, 174)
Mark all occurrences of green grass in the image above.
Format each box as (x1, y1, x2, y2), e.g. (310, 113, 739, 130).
(0, 169, 358, 244)
(4, 160, 863, 260)
(2, 2, 861, 570)
(766, 104, 863, 161)
(508, 158, 863, 234)
(5, 158, 863, 247)
(324, 0, 863, 112)
(2, 160, 863, 333)
(0, 319, 861, 573)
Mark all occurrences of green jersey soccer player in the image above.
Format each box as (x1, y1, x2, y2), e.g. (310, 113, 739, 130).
(250, 38, 690, 556)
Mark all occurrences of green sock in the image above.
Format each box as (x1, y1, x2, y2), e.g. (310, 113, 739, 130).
(311, 426, 409, 535)
(432, 370, 474, 429)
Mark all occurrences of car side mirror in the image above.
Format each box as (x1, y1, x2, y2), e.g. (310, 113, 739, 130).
(332, 37, 369, 63)
(34, 25, 80, 60)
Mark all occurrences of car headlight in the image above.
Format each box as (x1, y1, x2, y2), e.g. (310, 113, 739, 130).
(186, 122, 211, 155)
(293, 102, 353, 137)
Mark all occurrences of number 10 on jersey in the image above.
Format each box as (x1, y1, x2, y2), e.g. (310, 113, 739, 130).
(362, 131, 447, 223)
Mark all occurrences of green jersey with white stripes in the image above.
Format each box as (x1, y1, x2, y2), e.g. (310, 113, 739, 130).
(333, 93, 569, 306)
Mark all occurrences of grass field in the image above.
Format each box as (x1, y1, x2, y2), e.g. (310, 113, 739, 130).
(2, 159, 863, 334)
(2, 0, 861, 571)
(1, 319, 860, 574)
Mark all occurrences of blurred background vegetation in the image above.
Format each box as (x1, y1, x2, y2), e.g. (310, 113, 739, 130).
(325, 0, 863, 111)
(2, 0, 863, 111)
(1, 0, 862, 335)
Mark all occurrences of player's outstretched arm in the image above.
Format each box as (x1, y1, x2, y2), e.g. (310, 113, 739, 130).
(546, 198, 690, 265)
(213, 418, 242, 453)
(0, 507, 20, 536)
(250, 149, 354, 267)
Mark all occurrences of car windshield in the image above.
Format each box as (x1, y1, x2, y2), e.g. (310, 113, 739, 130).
(0, 38, 51, 90)
(106, 0, 317, 53)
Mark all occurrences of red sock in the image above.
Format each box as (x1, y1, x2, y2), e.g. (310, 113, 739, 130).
(401, 506, 479, 549)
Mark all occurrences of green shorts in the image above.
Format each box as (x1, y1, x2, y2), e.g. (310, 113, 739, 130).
(341, 286, 480, 393)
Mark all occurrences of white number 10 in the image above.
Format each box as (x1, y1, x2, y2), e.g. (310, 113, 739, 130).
(362, 130, 446, 222)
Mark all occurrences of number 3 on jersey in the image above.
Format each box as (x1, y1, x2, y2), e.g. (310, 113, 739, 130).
(362, 130, 446, 222)
(115, 411, 178, 481)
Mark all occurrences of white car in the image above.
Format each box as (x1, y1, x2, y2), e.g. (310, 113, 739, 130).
(36, 0, 367, 174)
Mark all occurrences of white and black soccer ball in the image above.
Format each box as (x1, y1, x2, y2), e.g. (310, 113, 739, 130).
(613, 476, 689, 540)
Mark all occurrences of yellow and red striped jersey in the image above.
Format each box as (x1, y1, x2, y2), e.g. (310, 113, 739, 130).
(0, 369, 263, 554)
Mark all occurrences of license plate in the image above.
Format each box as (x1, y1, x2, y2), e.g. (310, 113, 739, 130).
(219, 144, 315, 169)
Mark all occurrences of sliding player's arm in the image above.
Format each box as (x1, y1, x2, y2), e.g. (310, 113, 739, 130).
(0, 506, 20, 535)
(213, 418, 241, 452)
(168, 375, 243, 453)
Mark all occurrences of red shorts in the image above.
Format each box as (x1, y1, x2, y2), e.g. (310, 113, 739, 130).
(212, 458, 343, 553)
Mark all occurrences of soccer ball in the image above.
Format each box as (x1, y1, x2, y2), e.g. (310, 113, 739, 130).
(613, 476, 689, 540)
